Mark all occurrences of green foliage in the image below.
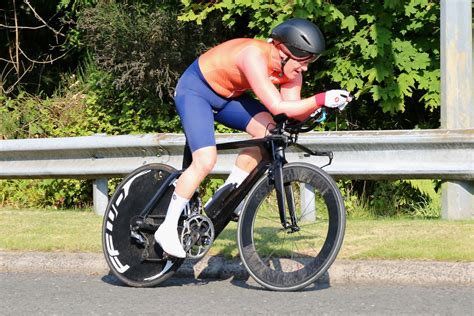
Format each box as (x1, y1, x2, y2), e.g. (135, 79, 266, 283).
(0, 2, 235, 208)
(340, 179, 441, 219)
(404, 179, 441, 218)
(179, 1, 443, 217)
(0, 83, 86, 139)
(180, 0, 440, 115)
(78, 61, 183, 135)
(77, 1, 228, 102)
(0, 179, 91, 209)
(200, 178, 225, 204)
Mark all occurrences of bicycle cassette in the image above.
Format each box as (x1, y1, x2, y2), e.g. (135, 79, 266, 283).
(180, 214, 215, 259)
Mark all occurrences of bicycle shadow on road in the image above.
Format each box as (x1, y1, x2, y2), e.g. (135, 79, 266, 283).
(101, 272, 231, 288)
(229, 273, 332, 292)
(100, 268, 333, 292)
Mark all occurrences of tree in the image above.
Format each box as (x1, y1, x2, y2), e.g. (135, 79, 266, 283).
(0, 0, 81, 95)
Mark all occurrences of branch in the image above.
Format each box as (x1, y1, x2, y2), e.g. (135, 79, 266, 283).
(18, 46, 71, 64)
(1, 62, 15, 81)
(0, 22, 46, 30)
(13, 0, 20, 76)
(0, 57, 15, 64)
(23, 0, 65, 37)
(2, 63, 33, 94)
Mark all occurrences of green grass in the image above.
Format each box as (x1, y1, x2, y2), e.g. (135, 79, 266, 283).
(0, 207, 103, 252)
(1, 207, 472, 261)
(341, 218, 473, 261)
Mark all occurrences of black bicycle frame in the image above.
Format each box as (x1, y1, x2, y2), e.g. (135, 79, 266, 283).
(133, 136, 280, 236)
(134, 127, 332, 239)
(184, 134, 290, 238)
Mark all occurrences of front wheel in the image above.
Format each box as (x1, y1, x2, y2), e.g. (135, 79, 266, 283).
(237, 162, 346, 291)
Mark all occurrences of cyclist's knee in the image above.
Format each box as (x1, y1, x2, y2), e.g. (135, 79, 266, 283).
(191, 147, 217, 176)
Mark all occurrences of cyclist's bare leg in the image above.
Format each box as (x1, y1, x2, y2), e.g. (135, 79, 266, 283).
(235, 111, 275, 172)
(175, 146, 217, 198)
(220, 112, 275, 217)
(155, 146, 217, 258)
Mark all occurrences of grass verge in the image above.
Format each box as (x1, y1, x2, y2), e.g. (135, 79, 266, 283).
(0, 207, 472, 261)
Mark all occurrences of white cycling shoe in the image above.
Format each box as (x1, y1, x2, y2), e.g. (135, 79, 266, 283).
(154, 223, 186, 258)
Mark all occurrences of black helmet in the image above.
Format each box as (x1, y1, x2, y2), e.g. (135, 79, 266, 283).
(270, 18, 326, 59)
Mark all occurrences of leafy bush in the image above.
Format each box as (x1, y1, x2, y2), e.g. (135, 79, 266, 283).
(0, 1, 444, 214)
(179, 0, 443, 218)
(0, 2, 236, 208)
(340, 179, 441, 218)
(0, 78, 87, 139)
(77, 2, 231, 102)
(0, 179, 91, 209)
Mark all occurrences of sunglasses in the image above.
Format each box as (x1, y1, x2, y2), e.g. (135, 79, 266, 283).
(290, 53, 320, 64)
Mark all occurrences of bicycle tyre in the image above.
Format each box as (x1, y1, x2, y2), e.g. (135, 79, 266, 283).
(102, 163, 184, 287)
(237, 162, 345, 291)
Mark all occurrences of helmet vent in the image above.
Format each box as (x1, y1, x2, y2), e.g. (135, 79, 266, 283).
(300, 35, 311, 46)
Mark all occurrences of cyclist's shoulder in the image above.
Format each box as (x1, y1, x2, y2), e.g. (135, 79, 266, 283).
(213, 38, 270, 52)
(201, 38, 270, 67)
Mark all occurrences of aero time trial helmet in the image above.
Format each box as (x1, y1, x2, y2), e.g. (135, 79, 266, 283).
(270, 18, 326, 61)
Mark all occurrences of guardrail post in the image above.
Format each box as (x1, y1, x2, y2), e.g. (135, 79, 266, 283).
(442, 182, 474, 219)
(93, 178, 108, 216)
(300, 183, 316, 222)
(440, 0, 474, 219)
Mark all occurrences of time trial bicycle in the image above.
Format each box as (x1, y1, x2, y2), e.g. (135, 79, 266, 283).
(102, 109, 346, 291)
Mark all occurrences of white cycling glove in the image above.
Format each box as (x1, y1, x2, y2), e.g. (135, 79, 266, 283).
(324, 89, 352, 111)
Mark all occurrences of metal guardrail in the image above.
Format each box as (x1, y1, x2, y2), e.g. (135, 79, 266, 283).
(1, 129, 473, 180)
(1, 129, 473, 216)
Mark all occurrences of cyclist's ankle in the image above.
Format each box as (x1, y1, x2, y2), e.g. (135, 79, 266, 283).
(224, 165, 250, 188)
(162, 192, 189, 227)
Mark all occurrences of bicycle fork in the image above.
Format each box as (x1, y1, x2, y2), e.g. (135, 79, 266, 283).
(271, 146, 300, 233)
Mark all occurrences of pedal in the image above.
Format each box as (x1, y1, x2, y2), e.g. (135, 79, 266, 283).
(142, 240, 169, 263)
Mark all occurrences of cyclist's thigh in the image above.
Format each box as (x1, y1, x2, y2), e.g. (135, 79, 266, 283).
(214, 95, 269, 132)
(245, 111, 275, 138)
(175, 91, 216, 153)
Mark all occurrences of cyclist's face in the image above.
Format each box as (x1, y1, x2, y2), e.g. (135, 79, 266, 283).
(284, 58, 311, 79)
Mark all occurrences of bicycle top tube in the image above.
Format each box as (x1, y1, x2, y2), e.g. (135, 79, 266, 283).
(215, 109, 334, 152)
(182, 109, 332, 169)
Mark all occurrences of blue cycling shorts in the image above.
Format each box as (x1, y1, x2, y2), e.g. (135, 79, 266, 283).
(174, 59, 268, 152)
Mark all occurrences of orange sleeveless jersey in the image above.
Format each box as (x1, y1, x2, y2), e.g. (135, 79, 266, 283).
(198, 38, 290, 98)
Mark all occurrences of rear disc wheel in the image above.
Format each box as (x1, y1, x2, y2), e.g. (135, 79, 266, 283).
(102, 163, 183, 287)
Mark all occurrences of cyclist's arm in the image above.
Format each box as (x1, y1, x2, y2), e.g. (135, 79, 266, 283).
(280, 75, 302, 101)
(279, 77, 318, 121)
(236, 46, 324, 119)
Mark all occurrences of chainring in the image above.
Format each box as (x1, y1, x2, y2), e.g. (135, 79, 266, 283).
(180, 214, 215, 259)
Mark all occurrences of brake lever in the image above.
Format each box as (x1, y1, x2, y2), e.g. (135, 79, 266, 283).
(293, 143, 334, 168)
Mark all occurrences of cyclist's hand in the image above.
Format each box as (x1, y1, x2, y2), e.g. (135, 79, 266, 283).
(324, 89, 352, 111)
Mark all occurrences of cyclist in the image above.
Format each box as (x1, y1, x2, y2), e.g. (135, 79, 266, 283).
(155, 18, 352, 258)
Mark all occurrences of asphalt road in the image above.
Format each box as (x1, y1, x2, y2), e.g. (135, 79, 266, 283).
(1, 272, 472, 315)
